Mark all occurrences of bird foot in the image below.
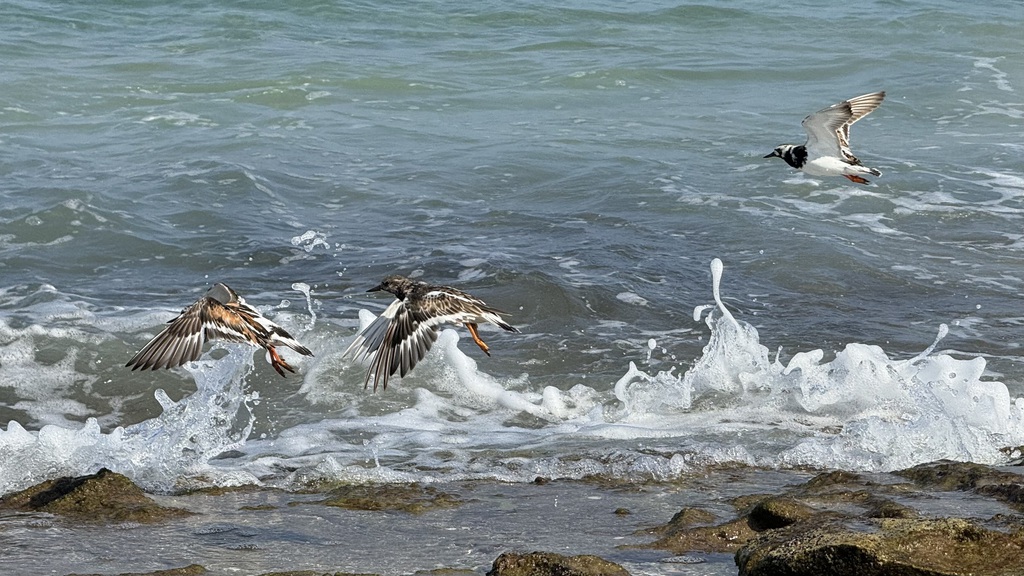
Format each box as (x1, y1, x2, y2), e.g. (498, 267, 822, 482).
(269, 347, 296, 377)
(466, 324, 492, 356)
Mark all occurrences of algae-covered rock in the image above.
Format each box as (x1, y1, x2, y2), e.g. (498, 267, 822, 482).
(0, 468, 191, 523)
(800, 470, 863, 490)
(315, 483, 462, 514)
(256, 572, 380, 576)
(896, 461, 1021, 492)
(636, 496, 818, 554)
(68, 564, 206, 576)
(638, 507, 716, 536)
(413, 569, 476, 576)
(486, 552, 630, 576)
(746, 497, 815, 531)
(897, 461, 1024, 512)
(639, 514, 758, 554)
(865, 498, 918, 519)
(736, 518, 1024, 576)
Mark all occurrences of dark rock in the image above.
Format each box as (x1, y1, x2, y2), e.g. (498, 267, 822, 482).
(0, 468, 191, 524)
(316, 483, 462, 514)
(731, 493, 775, 513)
(746, 497, 815, 530)
(68, 564, 206, 576)
(640, 462, 1024, 565)
(638, 507, 716, 536)
(976, 483, 1024, 510)
(736, 518, 1024, 576)
(896, 461, 1020, 491)
(256, 572, 380, 576)
(639, 515, 758, 554)
(897, 461, 1024, 512)
(800, 470, 863, 490)
(486, 552, 629, 576)
(864, 499, 918, 519)
(638, 496, 820, 554)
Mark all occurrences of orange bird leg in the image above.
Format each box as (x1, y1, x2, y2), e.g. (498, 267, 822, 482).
(466, 323, 491, 356)
(843, 174, 870, 184)
(268, 346, 296, 377)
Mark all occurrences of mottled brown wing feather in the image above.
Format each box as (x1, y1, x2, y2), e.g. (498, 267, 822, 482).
(126, 297, 260, 371)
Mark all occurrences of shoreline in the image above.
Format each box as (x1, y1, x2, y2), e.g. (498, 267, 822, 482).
(1, 461, 1021, 576)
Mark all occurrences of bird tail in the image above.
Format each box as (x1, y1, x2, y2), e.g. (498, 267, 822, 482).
(494, 317, 521, 333)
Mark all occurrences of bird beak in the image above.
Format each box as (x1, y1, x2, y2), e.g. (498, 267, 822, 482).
(367, 283, 384, 293)
(764, 151, 779, 159)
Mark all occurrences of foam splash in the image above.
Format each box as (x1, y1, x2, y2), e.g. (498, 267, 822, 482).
(290, 230, 330, 252)
(277, 258, 1024, 485)
(0, 344, 259, 494)
(291, 282, 316, 330)
(3, 259, 1024, 493)
(610, 259, 1024, 471)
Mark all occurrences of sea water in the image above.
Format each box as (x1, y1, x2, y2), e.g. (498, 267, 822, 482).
(0, 0, 1022, 572)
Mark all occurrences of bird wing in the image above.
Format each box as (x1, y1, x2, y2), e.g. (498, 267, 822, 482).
(421, 289, 518, 332)
(802, 102, 854, 159)
(803, 91, 885, 162)
(240, 300, 313, 357)
(126, 297, 260, 371)
(344, 298, 444, 391)
(343, 287, 518, 391)
(835, 91, 885, 161)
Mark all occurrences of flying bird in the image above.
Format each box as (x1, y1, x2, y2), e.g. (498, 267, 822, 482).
(126, 283, 313, 377)
(343, 275, 519, 391)
(765, 91, 885, 184)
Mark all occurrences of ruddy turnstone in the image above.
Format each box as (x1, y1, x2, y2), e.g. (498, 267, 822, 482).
(765, 91, 885, 184)
(125, 283, 313, 377)
(343, 275, 520, 391)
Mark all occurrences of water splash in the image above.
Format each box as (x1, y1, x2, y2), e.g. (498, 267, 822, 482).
(291, 282, 316, 331)
(290, 230, 329, 252)
(0, 344, 259, 494)
(4, 259, 1024, 492)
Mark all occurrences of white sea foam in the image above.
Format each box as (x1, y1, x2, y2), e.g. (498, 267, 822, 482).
(1, 259, 1022, 493)
(0, 343, 259, 494)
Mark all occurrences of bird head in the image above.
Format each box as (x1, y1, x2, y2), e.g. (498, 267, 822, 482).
(368, 275, 414, 299)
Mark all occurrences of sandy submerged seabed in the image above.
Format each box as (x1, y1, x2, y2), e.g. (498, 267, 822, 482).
(1, 462, 1023, 576)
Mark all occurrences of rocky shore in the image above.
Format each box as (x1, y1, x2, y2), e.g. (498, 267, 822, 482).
(1, 461, 1022, 576)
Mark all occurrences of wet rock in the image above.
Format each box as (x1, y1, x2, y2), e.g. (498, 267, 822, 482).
(736, 517, 1024, 576)
(897, 461, 1024, 512)
(639, 507, 716, 536)
(640, 514, 758, 554)
(68, 565, 206, 576)
(256, 572, 380, 576)
(976, 483, 1024, 510)
(896, 461, 1021, 491)
(486, 552, 629, 576)
(746, 497, 815, 530)
(1002, 445, 1024, 466)
(865, 498, 919, 519)
(631, 461, 1024, 574)
(800, 470, 863, 489)
(0, 468, 191, 523)
(315, 483, 462, 514)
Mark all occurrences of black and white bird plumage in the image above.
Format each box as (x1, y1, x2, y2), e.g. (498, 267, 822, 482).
(343, 275, 519, 391)
(765, 91, 885, 184)
(125, 283, 313, 377)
